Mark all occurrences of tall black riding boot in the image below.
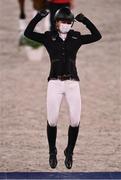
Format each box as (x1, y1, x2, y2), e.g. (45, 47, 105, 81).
(64, 125, 79, 169)
(47, 122, 57, 168)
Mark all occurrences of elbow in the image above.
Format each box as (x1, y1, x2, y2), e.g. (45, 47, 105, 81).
(97, 32, 102, 40)
(24, 29, 30, 38)
(24, 26, 32, 39)
(98, 33, 102, 40)
(94, 33, 102, 42)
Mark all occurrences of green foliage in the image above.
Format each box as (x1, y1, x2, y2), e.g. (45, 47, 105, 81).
(19, 35, 42, 49)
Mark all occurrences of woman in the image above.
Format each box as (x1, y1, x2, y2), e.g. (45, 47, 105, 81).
(24, 7, 102, 169)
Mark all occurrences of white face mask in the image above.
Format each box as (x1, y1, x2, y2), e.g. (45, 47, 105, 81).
(59, 23, 72, 34)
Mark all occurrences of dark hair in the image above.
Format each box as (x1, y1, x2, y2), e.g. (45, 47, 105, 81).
(54, 7, 74, 22)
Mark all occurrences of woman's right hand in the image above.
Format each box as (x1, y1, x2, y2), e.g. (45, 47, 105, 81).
(38, 9, 49, 18)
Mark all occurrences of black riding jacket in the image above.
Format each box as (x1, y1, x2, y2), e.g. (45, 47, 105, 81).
(24, 13, 102, 81)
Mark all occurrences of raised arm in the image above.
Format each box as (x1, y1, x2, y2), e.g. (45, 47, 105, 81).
(75, 13, 102, 44)
(24, 9, 49, 43)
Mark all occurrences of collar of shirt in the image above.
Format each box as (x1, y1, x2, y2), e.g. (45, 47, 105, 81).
(59, 32, 67, 41)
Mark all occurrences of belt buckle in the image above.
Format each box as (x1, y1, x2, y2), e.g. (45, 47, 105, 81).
(57, 75, 72, 81)
(61, 76, 66, 81)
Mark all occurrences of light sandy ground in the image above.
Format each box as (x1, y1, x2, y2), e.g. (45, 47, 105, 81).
(0, 0, 121, 172)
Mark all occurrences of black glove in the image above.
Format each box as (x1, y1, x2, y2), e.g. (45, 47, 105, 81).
(75, 13, 85, 22)
(38, 9, 49, 18)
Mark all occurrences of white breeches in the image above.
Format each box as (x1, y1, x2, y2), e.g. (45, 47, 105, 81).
(47, 80, 81, 127)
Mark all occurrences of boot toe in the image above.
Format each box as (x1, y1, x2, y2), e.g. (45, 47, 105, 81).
(65, 158, 72, 169)
(64, 150, 73, 169)
(49, 154, 57, 169)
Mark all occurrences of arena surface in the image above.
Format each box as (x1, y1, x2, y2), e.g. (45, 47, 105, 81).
(0, 0, 121, 174)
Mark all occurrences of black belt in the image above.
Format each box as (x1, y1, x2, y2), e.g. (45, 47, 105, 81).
(50, 75, 76, 81)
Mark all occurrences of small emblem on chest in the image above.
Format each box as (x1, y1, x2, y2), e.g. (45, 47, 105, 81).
(52, 37, 56, 41)
(72, 36, 78, 39)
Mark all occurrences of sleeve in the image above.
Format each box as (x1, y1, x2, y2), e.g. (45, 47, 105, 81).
(79, 17, 102, 45)
(24, 13, 46, 44)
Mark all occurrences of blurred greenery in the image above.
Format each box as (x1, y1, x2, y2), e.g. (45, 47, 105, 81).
(19, 35, 42, 48)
